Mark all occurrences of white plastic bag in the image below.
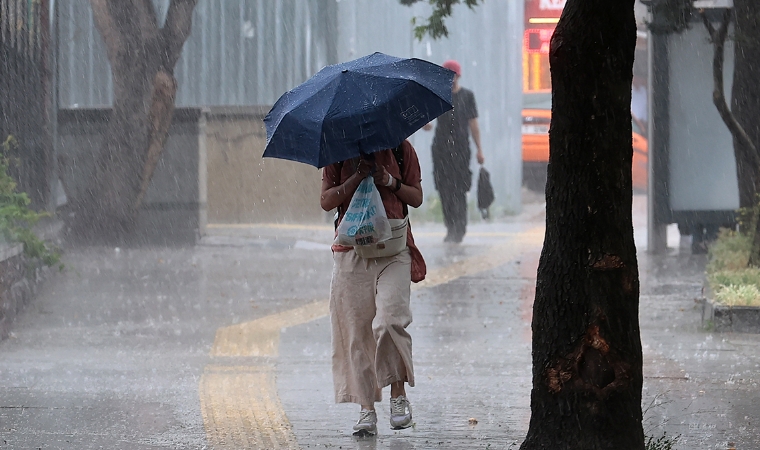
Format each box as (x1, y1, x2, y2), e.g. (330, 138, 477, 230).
(335, 177, 392, 246)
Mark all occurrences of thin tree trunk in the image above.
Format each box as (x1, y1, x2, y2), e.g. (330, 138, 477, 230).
(703, 7, 760, 265)
(701, 9, 760, 216)
(520, 0, 644, 448)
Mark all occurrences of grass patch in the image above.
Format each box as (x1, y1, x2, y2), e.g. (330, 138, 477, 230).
(713, 283, 760, 307)
(706, 229, 750, 272)
(642, 392, 680, 450)
(706, 229, 760, 306)
(645, 432, 680, 450)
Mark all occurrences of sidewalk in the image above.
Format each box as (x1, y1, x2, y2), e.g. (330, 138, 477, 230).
(638, 249, 760, 449)
(203, 197, 760, 449)
(0, 196, 757, 449)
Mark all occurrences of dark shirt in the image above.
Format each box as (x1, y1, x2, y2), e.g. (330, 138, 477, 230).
(432, 87, 478, 154)
(432, 87, 478, 189)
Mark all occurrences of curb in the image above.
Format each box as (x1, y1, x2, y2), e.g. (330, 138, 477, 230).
(701, 296, 760, 333)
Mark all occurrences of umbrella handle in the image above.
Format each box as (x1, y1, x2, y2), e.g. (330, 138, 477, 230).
(358, 144, 377, 173)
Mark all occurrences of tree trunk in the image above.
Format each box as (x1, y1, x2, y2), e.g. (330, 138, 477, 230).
(731, 0, 760, 211)
(701, 9, 760, 205)
(133, 69, 178, 212)
(520, 1, 644, 449)
(730, 1, 760, 267)
(74, 0, 196, 239)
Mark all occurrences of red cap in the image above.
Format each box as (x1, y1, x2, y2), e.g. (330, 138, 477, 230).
(442, 59, 461, 76)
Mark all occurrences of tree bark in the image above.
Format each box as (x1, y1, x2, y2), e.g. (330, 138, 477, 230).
(520, 1, 644, 449)
(729, 1, 760, 267)
(731, 1, 760, 211)
(77, 0, 196, 239)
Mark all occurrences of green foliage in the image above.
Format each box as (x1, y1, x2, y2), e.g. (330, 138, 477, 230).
(645, 432, 680, 450)
(706, 228, 750, 273)
(713, 283, 760, 306)
(706, 228, 760, 306)
(710, 267, 760, 288)
(399, 0, 483, 40)
(736, 193, 760, 235)
(0, 136, 60, 267)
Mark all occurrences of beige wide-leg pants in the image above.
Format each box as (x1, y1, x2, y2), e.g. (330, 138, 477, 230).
(330, 249, 415, 405)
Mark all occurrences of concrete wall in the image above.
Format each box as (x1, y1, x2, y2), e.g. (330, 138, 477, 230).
(204, 107, 324, 224)
(58, 108, 204, 245)
(58, 107, 324, 236)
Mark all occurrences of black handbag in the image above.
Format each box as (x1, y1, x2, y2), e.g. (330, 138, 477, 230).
(477, 166, 495, 219)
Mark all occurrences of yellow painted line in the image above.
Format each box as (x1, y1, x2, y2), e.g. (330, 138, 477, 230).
(199, 365, 299, 449)
(210, 226, 544, 358)
(414, 227, 544, 290)
(201, 225, 545, 448)
(211, 300, 329, 357)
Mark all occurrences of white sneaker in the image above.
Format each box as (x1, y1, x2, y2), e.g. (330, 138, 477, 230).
(353, 409, 377, 435)
(389, 395, 413, 429)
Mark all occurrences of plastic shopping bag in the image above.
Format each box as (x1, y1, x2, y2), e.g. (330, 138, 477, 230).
(335, 177, 392, 246)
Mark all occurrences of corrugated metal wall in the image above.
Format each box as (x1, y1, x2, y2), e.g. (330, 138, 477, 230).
(1, 0, 52, 207)
(57, 0, 337, 107)
(57, 0, 523, 213)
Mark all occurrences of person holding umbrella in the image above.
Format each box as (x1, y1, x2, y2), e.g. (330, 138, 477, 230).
(320, 141, 425, 435)
(263, 52, 455, 435)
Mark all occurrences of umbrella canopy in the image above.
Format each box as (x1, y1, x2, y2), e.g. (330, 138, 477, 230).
(263, 52, 454, 168)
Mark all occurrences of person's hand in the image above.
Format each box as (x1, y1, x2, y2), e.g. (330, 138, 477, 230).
(356, 159, 373, 178)
(476, 150, 485, 165)
(373, 165, 392, 187)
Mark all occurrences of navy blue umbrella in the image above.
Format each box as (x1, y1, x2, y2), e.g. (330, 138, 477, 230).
(263, 52, 454, 168)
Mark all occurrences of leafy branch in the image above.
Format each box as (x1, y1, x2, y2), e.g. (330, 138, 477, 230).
(400, 0, 483, 40)
(0, 136, 61, 267)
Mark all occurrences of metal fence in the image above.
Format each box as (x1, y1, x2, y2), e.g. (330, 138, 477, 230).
(0, 0, 50, 207)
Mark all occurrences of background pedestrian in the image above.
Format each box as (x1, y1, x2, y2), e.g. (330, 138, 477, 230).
(424, 59, 485, 243)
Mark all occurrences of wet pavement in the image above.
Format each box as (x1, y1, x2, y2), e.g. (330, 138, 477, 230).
(0, 196, 758, 449)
